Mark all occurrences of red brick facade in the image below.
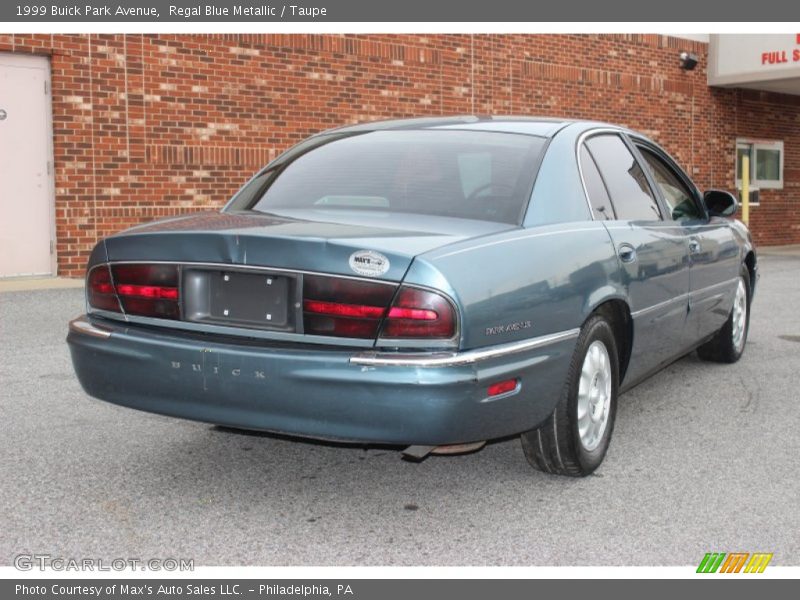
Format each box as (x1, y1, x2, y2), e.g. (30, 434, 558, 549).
(1, 33, 798, 277)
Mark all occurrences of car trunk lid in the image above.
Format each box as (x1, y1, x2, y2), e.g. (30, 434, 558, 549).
(104, 209, 512, 281)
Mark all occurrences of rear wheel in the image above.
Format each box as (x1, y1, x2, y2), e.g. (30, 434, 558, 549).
(697, 267, 751, 363)
(521, 314, 619, 476)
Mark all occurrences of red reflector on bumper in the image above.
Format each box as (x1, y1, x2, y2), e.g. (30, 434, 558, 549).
(487, 378, 518, 397)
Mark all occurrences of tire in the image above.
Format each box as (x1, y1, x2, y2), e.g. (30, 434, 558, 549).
(697, 267, 751, 364)
(521, 314, 619, 477)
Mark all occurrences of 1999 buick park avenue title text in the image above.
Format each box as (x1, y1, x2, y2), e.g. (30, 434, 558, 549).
(22, 4, 328, 18)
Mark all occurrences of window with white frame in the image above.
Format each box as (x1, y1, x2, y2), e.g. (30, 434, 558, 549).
(736, 139, 784, 191)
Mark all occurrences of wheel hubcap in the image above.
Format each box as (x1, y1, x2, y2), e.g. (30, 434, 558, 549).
(577, 340, 612, 451)
(732, 278, 748, 352)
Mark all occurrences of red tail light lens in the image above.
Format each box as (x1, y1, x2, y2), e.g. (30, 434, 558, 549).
(112, 264, 180, 319)
(87, 263, 180, 319)
(387, 306, 438, 320)
(380, 287, 456, 339)
(87, 265, 121, 312)
(303, 300, 386, 319)
(87, 264, 457, 341)
(302, 276, 456, 341)
(302, 275, 396, 338)
(115, 284, 179, 300)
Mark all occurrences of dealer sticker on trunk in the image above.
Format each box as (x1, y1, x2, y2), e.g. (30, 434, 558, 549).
(349, 250, 390, 277)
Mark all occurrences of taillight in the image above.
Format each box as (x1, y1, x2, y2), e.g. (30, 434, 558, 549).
(87, 265, 120, 312)
(303, 300, 385, 319)
(112, 264, 180, 319)
(87, 264, 457, 341)
(301, 275, 456, 341)
(87, 263, 180, 319)
(302, 275, 395, 338)
(115, 284, 179, 300)
(380, 286, 456, 339)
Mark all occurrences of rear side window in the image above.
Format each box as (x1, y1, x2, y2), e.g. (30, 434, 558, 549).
(585, 135, 662, 221)
(579, 146, 616, 220)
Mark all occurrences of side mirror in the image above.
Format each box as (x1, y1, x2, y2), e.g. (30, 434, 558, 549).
(704, 189, 738, 217)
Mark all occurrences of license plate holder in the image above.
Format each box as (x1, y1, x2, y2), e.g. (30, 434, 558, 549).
(211, 271, 289, 326)
(183, 268, 295, 331)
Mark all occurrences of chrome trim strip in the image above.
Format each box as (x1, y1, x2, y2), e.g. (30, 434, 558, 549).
(630, 278, 739, 319)
(630, 294, 688, 319)
(69, 316, 112, 339)
(688, 277, 739, 299)
(350, 328, 580, 368)
(99, 259, 400, 286)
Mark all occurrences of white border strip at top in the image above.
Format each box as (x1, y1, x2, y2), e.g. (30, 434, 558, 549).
(1, 22, 798, 34)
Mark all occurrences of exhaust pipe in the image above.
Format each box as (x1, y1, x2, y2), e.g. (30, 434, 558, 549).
(402, 441, 486, 461)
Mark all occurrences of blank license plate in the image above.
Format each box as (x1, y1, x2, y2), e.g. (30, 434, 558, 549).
(209, 271, 289, 327)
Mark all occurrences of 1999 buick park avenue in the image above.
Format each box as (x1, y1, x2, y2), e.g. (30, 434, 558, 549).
(68, 116, 756, 476)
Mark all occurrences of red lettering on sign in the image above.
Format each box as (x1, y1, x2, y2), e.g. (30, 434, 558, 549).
(762, 51, 789, 65)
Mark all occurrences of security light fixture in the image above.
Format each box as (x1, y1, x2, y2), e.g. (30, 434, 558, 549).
(679, 51, 699, 70)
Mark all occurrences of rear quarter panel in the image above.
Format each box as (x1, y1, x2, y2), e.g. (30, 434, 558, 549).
(405, 221, 624, 351)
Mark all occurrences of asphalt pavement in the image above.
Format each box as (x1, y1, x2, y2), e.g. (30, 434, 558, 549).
(1, 251, 798, 566)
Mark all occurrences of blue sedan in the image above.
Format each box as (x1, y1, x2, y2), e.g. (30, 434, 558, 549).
(67, 116, 756, 476)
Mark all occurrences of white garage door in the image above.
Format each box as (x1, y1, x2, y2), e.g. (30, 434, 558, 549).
(0, 53, 54, 278)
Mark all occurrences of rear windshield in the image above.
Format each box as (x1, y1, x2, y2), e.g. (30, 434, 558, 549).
(229, 130, 547, 224)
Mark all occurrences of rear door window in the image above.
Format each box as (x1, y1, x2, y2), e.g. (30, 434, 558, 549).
(585, 135, 662, 221)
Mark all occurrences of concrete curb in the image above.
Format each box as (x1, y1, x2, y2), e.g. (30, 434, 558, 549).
(757, 244, 800, 257)
(0, 277, 84, 293)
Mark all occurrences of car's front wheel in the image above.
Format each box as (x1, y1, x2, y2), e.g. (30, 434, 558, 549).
(521, 314, 619, 476)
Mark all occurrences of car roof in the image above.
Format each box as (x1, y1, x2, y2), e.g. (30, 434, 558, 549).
(314, 116, 655, 146)
(317, 115, 580, 138)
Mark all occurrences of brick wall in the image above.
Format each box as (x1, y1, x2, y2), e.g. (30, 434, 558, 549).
(1, 33, 798, 277)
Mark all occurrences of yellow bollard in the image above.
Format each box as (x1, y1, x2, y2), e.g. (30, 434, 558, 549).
(741, 155, 750, 226)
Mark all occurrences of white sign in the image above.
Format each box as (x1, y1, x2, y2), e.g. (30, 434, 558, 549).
(708, 34, 800, 89)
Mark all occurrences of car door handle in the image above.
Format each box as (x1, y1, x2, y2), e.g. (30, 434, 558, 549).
(689, 239, 702, 255)
(618, 243, 637, 263)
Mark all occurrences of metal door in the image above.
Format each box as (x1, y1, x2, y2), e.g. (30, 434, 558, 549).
(0, 53, 54, 277)
(581, 132, 691, 382)
(684, 222, 741, 341)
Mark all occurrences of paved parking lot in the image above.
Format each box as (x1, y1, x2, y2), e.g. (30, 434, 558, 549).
(1, 251, 799, 566)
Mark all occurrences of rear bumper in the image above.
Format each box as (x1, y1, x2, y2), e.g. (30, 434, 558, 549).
(67, 315, 577, 445)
